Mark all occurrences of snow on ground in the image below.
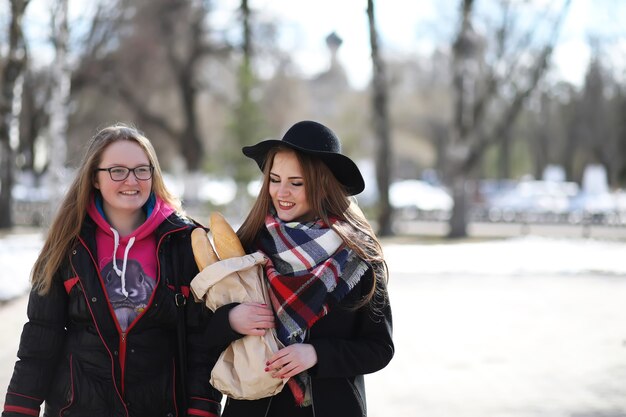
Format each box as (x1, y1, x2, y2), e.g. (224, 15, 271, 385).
(2, 234, 625, 301)
(384, 235, 626, 276)
(0, 232, 42, 301)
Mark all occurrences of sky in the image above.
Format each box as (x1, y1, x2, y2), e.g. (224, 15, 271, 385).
(12, 0, 626, 90)
(209, 0, 626, 88)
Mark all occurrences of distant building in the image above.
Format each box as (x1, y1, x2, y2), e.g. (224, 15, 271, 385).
(308, 31, 350, 118)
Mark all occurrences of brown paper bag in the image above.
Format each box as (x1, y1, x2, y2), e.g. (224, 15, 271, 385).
(190, 251, 287, 399)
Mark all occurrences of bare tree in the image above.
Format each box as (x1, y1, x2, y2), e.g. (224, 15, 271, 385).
(47, 0, 71, 213)
(526, 88, 564, 180)
(618, 89, 626, 184)
(18, 69, 52, 174)
(367, 0, 393, 236)
(230, 0, 264, 182)
(219, 0, 267, 218)
(71, 0, 229, 172)
(0, 0, 30, 229)
(580, 56, 621, 183)
(446, 0, 571, 238)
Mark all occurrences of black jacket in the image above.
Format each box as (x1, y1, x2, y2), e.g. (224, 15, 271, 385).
(217, 267, 394, 417)
(3, 214, 222, 417)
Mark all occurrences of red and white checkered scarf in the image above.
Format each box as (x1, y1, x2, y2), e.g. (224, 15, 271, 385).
(258, 212, 368, 406)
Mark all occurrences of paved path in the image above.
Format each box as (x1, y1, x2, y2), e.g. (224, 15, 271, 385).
(366, 271, 626, 417)
(2, 251, 626, 416)
(0, 296, 28, 399)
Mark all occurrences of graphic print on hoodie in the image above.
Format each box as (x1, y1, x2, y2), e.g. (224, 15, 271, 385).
(88, 193, 175, 331)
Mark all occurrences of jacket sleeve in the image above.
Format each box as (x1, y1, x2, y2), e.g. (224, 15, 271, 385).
(186, 301, 243, 416)
(205, 302, 244, 349)
(3, 272, 68, 417)
(186, 302, 247, 416)
(308, 268, 394, 379)
(183, 239, 223, 417)
(185, 301, 223, 417)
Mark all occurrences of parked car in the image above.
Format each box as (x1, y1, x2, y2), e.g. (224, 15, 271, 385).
(486, 180, 578, 223)
(390, 179, 453, 221)
(567, 191, 617, 224)
(567, 164, 619, 225)
(12, 184, 51, 227)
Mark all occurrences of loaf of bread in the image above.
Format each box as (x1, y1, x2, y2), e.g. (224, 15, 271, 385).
(191, 227, 219, 270)
(209, 212, 246, 259)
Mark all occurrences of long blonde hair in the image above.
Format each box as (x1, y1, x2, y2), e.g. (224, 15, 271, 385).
(32, 123, 182, 295)
(237, 147, 388, 308)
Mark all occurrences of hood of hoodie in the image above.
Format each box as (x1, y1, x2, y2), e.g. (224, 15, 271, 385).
(87, 192, 176, 331)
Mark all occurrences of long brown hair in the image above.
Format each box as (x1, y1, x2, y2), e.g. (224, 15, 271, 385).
(237, 147, 388, 308)
(32, 123, 182, 295)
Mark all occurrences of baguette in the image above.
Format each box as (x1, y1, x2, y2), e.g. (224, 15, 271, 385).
(191, 227, 219, 270)
(209, 212, 246, 259)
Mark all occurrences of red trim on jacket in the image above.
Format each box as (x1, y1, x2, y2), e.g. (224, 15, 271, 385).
(189, 397, 220, 403)
(5, 392, 42, 402)
(59, 354, 75, 414)
(76, 226, 187, 406)
(187, 396, 221, 417)
(168, 284, 190, 298)
(2, 405, 40, 416)
(187, 408, 217, 417)
(63, 276, 79, 293)
(71, 243, 130, 415)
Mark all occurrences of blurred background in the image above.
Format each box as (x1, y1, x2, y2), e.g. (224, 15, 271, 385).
(1, 0, 626, 238)
(2, 0, 626, 415)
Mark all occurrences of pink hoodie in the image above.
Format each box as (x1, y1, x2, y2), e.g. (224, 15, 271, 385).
(87, 194, 175, 331)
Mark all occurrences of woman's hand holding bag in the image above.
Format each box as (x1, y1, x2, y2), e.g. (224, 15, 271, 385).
(190, 213, 287, 400)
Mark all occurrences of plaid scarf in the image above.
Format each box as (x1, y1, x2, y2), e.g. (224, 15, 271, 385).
(258, 212, 369, 406)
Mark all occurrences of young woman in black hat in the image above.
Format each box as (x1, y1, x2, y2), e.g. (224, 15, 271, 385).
(212, 120, 394, 417)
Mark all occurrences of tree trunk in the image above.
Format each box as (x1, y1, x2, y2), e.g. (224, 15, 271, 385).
(499, 132, 511, 180)
(0, 0, 30, 230)
(19, 73, 51, 173)
(225, 0, 265, 216)
(47, 0, 71, 216)
(179, 79, 202, 172)
(445, 0, 571, 238)
(367, 0, 393, 236)
(446, 0, 476, 238)
(449, 177, 468, 238)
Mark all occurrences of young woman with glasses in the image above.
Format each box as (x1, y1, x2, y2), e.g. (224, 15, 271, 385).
(2, 124, 222, 417)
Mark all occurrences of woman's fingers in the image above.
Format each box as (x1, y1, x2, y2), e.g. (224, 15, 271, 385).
(275, 362, 300, 379)
(247, 328, 266, 336)
(251, 304, 275, 328)
(265, 344, 318, 378)
(229, 303, 275, 334)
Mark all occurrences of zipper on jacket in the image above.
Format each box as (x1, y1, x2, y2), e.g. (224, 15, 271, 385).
(78, 225, 186, 414)
(117, 228, 183, 397)
(119, 332, 127, 393)
(74, 241, 130, 416)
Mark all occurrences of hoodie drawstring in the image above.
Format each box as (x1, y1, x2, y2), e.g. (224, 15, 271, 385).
(110, 227, 136, 298)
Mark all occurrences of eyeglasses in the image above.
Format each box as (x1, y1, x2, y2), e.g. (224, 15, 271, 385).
(95, 165, 154, 181)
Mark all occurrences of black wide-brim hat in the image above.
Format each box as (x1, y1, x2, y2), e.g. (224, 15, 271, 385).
(242, 120, 365, 195)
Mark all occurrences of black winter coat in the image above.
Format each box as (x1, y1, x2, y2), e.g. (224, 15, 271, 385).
(216, 267, 394, 417)
(3, 214, 222, 417)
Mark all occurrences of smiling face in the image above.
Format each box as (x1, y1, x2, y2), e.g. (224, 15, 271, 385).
(268, 150, 314, 223)
(93, 140, 152, 220)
